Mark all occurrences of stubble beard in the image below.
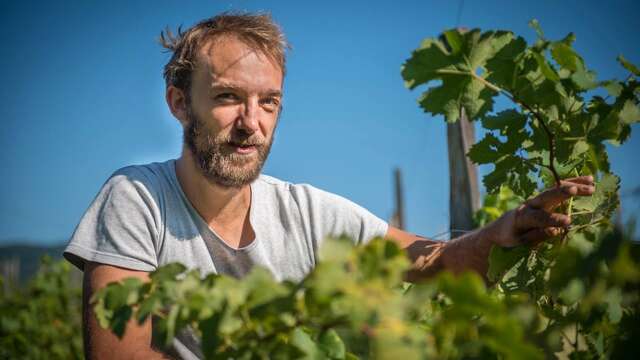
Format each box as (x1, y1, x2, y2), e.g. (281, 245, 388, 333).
(184, 107, 275, 189)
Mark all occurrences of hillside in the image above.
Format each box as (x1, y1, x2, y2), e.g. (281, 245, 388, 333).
(0, 242, 68, 285)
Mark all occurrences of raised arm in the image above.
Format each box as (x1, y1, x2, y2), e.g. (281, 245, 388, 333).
(387, 176, 595, 283)
(83, 262, 171, 360)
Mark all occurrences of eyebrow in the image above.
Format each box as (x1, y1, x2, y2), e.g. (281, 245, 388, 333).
(263, 89, 283, 97)
(209, 81, 282, 97)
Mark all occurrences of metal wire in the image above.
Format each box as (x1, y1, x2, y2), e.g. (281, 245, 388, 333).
(427, 228, 473, 241)
(455, 0, 465, 27)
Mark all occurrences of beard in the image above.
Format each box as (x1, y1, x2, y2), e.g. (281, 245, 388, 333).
(184, 107, 275, 189)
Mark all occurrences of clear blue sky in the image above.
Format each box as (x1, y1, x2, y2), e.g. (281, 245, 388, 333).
(1, 0, 638, 245)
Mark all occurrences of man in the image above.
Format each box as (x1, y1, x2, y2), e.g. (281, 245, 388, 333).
(64, 12, 595, 360)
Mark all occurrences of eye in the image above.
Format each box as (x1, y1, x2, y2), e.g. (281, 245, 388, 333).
(261, 96, 280, 111)
(215, 92, 239, 102)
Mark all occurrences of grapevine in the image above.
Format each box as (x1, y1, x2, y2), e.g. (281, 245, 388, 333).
(0, 257, 83, 359)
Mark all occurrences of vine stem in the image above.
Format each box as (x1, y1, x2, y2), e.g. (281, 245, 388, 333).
(436, 69, 563, 187)
(471, 72, 561, 187)
(514, 99, 562, 188)
(560, 168, 580, 244)
(567, 218, 605, 233)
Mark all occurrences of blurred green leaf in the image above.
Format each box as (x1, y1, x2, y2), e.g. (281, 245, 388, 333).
(487, 245, 530, 283)
(618, 54, 640, 76)
(318, 329, 346, 359)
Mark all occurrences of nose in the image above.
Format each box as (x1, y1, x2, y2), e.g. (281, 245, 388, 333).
(236, 98, 260, 133)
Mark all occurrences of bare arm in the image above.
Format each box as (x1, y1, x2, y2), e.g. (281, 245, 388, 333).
(388, 227, 492, 282)
(83, 262, 172, 360)
(387, 176, 596, 283)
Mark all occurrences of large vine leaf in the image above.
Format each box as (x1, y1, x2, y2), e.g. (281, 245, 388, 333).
(402, 29, 517, 122)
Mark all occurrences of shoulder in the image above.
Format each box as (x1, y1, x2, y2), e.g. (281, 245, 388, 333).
(254, 174, 388, 244)
(109, 160, 173, 188)
(92, 160, 178, 219)
(103, 160, 175, 199)
(63, 161, 177, 272)
(254, 174, 364, 210)
(255, 174, 336, 200)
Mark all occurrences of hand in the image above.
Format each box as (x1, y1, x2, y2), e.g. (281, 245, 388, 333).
(485, 176, 596, 248)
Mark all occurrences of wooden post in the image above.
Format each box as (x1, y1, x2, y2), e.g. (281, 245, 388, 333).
(389, 167, 405, 230)
(447, 108, 480, 236)
(438, 29, 480, 238)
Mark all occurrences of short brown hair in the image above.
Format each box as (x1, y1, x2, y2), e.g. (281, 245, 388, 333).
(160, 12, 289, 95)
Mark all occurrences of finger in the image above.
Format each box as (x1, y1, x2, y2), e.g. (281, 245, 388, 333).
(527, 183, 594, 210)
(527, 185, 577, 210)
(519, 227, 563, 245)
(561, 175, 594, 186)
(560, 180, 595, 194)
(516, 207, 571, 231)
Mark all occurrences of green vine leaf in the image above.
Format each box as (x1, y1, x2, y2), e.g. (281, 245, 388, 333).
(401, 29, 517, 122)
(318, 329, 347, 359)
(620, 100, 640, 125)
(487, 245, 530, 283)
(618, 54, 640, 76)
(551, 41, 581, 72)
(467, 133, 502, 164)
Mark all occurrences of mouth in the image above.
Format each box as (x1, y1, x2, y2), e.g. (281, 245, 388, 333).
(229, 142, 258, 154)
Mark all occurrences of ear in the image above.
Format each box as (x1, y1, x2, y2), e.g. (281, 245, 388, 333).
(166, 85, 189, 126)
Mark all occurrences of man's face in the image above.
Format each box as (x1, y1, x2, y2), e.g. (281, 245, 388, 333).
(184, 35, 283, 188)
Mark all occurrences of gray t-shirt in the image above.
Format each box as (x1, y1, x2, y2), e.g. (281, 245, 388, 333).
(64, 159, 388, 358)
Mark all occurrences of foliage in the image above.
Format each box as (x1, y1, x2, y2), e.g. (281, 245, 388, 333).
(0, 256, 83, 359)
(474, 185, 524, 227)
(92, 237, 538, 359)
(402, 21, 638, 197)
(91, 21, 640, 359)
(93, 232, 640, 359)
(401, 19, 640, 358)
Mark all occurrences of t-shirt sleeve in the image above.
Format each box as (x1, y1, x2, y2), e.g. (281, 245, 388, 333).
(63, 167, 161, 272)
(292, 184, 388, 245)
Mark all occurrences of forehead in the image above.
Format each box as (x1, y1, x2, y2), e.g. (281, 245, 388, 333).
(194, 35, 283, 91)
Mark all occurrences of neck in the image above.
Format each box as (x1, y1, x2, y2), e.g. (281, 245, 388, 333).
(175, 148, 251, 226)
